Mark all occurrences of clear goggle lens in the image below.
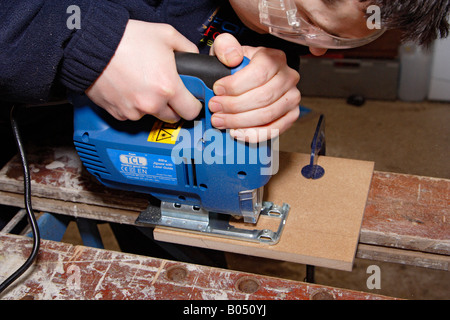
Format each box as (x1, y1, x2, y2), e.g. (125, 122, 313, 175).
(258, 0, 385, 49)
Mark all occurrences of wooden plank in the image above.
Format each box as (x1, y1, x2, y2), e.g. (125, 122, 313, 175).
(0, 146, 149, 211)
(361, 172, 450, 255)
(0, 146, 448, 269)
(356, 244, 450, 271)
(0, 233, 394, 300)
(0, 191, 139, 225)
(0, 209, 26, 234)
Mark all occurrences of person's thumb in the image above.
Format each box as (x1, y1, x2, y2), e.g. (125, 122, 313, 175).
(210, 33, 244, 67)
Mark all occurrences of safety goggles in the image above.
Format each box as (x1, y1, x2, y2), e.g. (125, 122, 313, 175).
(258, 0, 385, 49)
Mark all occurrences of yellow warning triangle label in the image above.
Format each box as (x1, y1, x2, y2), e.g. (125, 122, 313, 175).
(148, 120, 184, 144)
(156, 129, 174, 141)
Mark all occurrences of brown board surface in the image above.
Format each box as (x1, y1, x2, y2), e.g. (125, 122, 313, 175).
(155, 152, 375, 271)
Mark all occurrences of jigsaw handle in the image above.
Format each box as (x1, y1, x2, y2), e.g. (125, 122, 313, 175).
(174, 52, 249, 130)
(175, 52, 249, 89)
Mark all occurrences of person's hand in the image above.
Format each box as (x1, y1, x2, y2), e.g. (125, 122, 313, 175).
(209, 33, 301, 143)
(85, 20, 202, 122)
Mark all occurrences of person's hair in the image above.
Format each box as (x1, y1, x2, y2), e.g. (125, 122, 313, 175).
(363, 0, 450, 46)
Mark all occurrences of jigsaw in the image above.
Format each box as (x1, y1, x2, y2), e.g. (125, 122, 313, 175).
(70, 52, 289, 244)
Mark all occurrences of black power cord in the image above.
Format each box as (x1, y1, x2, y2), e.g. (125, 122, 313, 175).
(0, 105, 40, 294)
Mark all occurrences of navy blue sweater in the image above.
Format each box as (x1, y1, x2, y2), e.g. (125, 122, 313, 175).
(0, 0, 307, 104)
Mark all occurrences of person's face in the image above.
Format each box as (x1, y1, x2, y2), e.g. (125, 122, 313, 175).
(296, 0, 373, 38)
(229, 0, 377, 55)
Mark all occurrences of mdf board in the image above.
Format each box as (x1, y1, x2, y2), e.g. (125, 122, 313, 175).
(155, 151, 375, 271)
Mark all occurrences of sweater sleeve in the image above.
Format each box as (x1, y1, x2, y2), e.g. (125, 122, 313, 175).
(58, 1, 130, 94)
(0, 1, 129, 103)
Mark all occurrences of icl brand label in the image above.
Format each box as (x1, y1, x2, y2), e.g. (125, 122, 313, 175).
(107, 149, 177, 185)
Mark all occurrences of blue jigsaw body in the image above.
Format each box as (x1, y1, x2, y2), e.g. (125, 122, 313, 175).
(71, 53, 274, 223)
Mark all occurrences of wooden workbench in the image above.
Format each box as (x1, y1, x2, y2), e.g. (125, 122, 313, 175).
(0, 233, 393, 300)
(0, 145, 448, 271)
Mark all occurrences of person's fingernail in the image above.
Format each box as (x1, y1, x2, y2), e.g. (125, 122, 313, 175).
(165, 117, 181, 124)
(209, 101, 222, 113)
(225, 47, 241, 65)
(211, 115, 225, 128)
(214, 84, 226, 96)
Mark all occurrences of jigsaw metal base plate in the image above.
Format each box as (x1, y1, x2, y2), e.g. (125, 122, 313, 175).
(135, 201, 290, 245)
